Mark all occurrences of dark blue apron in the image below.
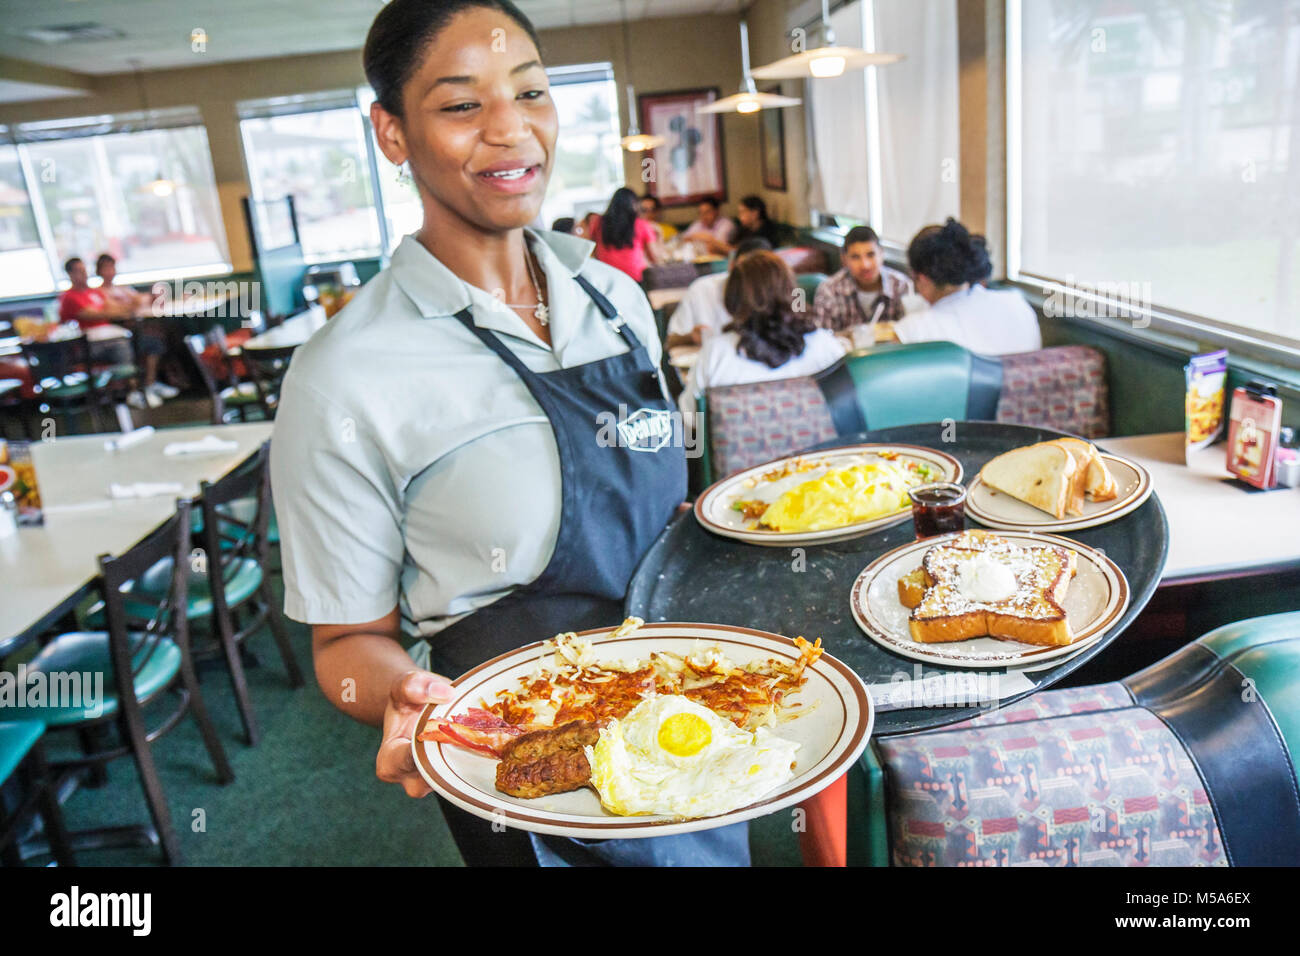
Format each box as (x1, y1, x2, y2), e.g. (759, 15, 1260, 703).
(424, 274, 749, 866)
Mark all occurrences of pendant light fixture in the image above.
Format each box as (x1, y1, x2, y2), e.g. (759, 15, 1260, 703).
(697, 20, 802, 115)
(618, 0, 666, 152)
(751, 0, 903, 80)
(130, 59, 176, 197)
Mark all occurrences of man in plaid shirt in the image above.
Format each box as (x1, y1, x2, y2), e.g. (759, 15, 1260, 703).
(811, 226, 914, 332)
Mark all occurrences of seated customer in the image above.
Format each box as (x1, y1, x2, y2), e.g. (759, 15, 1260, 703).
(812, 225, 914, 334)
(664, 237, 771, 349)
(732, 195, 787, 248)
(97, 253, 177, 401)
(892, 218, 1041, 355)
(681, 197, 736, 256)
(591, 187, 664, 282)
(638, 194, 677, 241)
(678, 250, 846, 418)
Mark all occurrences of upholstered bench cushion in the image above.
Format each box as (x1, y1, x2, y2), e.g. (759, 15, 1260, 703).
(875, 703, 1228, 867)
(997, 345, 1110, 438)
(707, 376, 837, 478)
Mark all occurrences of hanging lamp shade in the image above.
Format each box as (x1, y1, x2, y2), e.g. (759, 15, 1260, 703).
(698, 20, 801, 115)
(751, 0, 903, 80)
(620, 83, 665, 152)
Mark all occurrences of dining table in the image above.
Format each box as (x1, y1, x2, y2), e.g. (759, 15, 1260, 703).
(0, 421, 273, 657)
(625, 421, 1169, 737)
(240, 308, 327, 352)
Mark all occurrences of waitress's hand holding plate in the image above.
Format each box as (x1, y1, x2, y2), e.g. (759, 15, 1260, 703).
(378, 669, 454, 798)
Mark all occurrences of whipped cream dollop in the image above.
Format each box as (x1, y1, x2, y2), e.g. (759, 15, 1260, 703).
(957, 553, 1019, 603)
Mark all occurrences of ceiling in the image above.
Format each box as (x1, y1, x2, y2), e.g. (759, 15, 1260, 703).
(0, 0, 742, 84)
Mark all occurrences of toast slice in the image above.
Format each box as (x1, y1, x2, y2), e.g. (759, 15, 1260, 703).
(1049, 438, 1117, 502)
(907, 533, 1079, 647)
(979, 443, 1076, 519)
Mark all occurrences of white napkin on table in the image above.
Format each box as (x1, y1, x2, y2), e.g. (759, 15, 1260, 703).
(163, 434, 239, 457)
(108, 482, 183, 499)
(104, 425, 155, 452)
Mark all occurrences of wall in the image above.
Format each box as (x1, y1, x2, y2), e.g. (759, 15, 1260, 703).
(0, 7, 816, 277)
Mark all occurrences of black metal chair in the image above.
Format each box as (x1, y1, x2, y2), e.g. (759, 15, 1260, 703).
(22, 499, 233, 865)
(0, 724, 76, 867)
(238, 345, 295, 420)
(183, 328, 264, 425)
(193, 441, 303, 744)
(19, 336, 113, 433)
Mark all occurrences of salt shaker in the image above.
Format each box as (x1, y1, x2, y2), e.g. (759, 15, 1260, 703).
(1277, 427, 1300, 489)
(0, 489, 18, 539)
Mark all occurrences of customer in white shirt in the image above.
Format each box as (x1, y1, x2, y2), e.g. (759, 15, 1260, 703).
(664, 237, 772, 349)
(679, 250, 846, 419)
(893, 218, 1041, 355)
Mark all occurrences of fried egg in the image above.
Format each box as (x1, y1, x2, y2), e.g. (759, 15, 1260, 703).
(586, 695, 800, 818)
(759, 461, 913, 532)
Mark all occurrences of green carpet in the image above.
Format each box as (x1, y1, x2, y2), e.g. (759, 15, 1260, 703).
(34, 562, 803, 867)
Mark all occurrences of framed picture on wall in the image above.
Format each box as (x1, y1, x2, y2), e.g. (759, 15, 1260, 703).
(637, 87, 727, 207)
(759, 86, 787, 192)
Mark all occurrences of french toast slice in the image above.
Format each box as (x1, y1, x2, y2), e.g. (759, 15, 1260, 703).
(907, 534, 1079, 646)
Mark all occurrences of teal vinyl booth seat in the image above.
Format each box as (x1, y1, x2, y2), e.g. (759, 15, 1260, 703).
(856, 611, 1300, 866)
(694, 341, 1002, 486)
(693, 342, 1110, 486)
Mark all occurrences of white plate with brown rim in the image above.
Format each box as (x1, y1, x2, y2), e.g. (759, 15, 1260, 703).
(849, 530, 1130, 669)
(694, 443, 963, 547)
(411, 621, 873, 839)
(965, 453, 1153, 532)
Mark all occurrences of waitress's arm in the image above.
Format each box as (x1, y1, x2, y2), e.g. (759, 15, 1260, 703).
(311, 608, 453, 799)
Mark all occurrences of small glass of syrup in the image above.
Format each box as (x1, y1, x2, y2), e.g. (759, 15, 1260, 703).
(908, 482, 968, 539)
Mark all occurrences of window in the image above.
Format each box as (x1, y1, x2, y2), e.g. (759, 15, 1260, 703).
(538, 64, 623, 229)
(805, 0, 961, 245)
(2, 109, 229, 293)
(0, 138, 55, 298)
(1009, 0, 1300, 350)
(240, 93, 383, 262)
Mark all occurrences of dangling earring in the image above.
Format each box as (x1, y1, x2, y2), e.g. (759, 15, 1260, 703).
(397, 162, 413, 187)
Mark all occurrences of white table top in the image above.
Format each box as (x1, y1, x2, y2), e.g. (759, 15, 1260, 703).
(1, 422, 273, 648)
(1101, 431, 1300, 583)
(647, 286, 690, 311)
(242, 309, 327, 351)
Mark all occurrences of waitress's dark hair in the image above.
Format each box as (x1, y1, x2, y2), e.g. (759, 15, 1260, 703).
(364, 0, 542, 116)
(599, 187, 641, 250)
(907, 217, 992, 286)
(723, 251, 812, 369)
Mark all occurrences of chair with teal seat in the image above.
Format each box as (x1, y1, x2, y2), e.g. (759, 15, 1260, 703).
(128, 442, 301, 746)
(0, 722, 76, 866)
(20, 337, 115, 434)
(858, 610, 1300, 866)
(19, 499, 232, 865)
(184, 329, 265, 425)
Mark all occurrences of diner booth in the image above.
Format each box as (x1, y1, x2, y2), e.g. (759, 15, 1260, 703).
(1, 0, 1298, 879)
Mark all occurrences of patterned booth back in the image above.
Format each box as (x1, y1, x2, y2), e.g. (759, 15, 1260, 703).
(996, 345, 1110, 438)
(704, 376, 837, 480)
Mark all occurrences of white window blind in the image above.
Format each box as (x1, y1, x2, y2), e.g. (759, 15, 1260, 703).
(873, 0, 961, 245)
(806, 2, 871, 221)
(1012, 0, 1300, 349)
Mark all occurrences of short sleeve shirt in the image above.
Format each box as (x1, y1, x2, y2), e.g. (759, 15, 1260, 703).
(270, 229, 665, 640)
(59, 288, 108, 326)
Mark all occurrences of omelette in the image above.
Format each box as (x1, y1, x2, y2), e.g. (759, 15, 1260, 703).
(756, 461, 918, 532)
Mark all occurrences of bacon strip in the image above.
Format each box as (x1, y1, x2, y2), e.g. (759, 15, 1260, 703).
(417, 707, 533, 757)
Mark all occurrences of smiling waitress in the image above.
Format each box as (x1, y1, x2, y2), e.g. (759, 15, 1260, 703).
(270, 0, 749, 866)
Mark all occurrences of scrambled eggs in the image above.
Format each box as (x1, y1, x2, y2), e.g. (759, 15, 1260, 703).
(758, 461, 916, 532)
(586, 695, 799, 818)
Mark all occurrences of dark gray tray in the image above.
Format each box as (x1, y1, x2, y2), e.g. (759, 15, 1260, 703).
(626, 421, 1169, 735)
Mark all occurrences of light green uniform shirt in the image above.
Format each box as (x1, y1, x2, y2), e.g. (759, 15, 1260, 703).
(270, 229, 663, 638)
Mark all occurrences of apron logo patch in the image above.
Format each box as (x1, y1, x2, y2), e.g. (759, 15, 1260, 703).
(613, 407, 674, 452)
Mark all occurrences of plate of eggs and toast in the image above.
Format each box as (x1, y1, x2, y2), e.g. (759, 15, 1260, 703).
(411, 619, 873, 838)
(694, 443, 964, 546)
